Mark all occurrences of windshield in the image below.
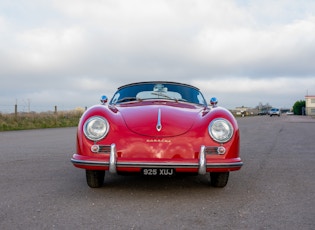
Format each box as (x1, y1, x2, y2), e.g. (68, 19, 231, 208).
(110, 82, 207, 106)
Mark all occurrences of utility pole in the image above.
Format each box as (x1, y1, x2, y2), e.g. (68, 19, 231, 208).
(27, 98, 31, 113)
(15, 99, 18, 116)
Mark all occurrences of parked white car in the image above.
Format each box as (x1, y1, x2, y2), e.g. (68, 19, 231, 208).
(269, 108, 280, 117)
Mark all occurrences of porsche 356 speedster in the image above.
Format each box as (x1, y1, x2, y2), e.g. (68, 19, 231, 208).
(71, 81, 243, 188)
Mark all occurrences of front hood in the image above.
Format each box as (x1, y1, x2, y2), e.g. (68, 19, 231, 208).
(118, 103, 203, 137)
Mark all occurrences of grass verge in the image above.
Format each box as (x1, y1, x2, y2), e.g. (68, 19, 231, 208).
(0, 111, 83, 131)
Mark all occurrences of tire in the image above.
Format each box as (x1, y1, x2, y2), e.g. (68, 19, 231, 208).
(86, 170, 105, 188)
(210, 172, 229, 188)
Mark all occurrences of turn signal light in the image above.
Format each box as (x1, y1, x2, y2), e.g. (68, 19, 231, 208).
(91, 145, 100, 153)
(217, 146, 226, 155)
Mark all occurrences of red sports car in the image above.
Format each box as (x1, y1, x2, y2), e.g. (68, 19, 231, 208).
(71, 81, 243, 188)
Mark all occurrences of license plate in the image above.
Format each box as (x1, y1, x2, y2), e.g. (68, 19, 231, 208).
(142, 168, 174, 176)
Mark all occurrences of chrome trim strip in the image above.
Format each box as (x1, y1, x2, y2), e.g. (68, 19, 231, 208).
(109, 143, 117, 174)
(156, 108, 162, 132)
(71, 158, 242, 169)
(117, 162, 198, 168)
(206, 162, 243, 168)
(198, 145, 207, 175)
(71, 158, 109, 166)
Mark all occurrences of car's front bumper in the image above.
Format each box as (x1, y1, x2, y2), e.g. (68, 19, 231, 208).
(71, 144, 243, 174)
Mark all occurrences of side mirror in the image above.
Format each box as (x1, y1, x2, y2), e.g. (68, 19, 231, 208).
(100, 95, 108, 105)
(210, 97, 218, 107)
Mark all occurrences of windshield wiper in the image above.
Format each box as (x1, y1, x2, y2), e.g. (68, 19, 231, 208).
(151, 92, 186, 102)
(151, 92, 175, 101)
(116, 97, 139, 103)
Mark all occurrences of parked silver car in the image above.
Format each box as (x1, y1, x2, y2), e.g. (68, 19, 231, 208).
(269, 108, 280, 117)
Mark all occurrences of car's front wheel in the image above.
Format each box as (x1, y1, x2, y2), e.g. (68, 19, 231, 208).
(210, 172, 229, 187)
(86, 170, 105, 188)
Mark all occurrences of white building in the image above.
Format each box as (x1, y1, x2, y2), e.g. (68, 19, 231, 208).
(305, 95, 315, 116)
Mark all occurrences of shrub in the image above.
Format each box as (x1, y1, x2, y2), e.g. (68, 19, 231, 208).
(293, 100, 306, 115)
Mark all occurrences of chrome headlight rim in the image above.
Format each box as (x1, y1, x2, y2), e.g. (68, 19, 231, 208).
(208, 118, 234, 143)
(83, 116, 110, 141)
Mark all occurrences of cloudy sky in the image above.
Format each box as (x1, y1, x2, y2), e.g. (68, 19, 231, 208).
(1, 0, 315, 113)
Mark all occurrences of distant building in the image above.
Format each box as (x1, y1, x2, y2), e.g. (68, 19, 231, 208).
(305, 95, 315, 116)
(232, 106, 257, 116)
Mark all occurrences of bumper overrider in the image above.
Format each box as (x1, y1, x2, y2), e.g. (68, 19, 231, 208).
(71, 144, 243, 174)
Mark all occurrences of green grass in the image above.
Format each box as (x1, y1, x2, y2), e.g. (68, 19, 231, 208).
(0, 111, 83, 131)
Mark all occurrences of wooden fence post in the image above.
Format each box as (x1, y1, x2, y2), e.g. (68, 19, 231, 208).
(15, 104, 18, 117)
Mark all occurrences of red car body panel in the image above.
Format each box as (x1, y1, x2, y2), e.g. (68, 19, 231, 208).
(120, 102, 199, 136)
(72, 102, 241, 172)
(71, 82, 242, 187)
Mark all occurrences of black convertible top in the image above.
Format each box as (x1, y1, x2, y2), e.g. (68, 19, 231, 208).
(117, 81, 200, 91)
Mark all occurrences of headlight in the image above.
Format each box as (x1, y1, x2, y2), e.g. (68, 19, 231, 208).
(208, 118, 233, 143)
(84, 116, 109, 141)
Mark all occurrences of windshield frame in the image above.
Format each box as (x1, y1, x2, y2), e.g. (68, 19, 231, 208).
(109, 81, 207, 106)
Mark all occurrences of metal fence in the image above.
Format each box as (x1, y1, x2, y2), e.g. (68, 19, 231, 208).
(0, 104, 86, 114)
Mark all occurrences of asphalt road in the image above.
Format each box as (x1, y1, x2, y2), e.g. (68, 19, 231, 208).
(0, 115, 314, 230)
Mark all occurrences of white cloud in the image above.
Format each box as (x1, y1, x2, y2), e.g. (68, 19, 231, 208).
(11, 27, 86, 73)
(193, 77, 315, 95)
(192, 15, 315, 74)
(192, 77, 315, 109)
(1, 0, 315, 112)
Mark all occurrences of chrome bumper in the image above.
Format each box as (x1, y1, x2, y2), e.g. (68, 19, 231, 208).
(71, 144, 243, 174)
(109, 143, 117, 174)
(108, 144, 242, 175)
(198, 145, 207, 175)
